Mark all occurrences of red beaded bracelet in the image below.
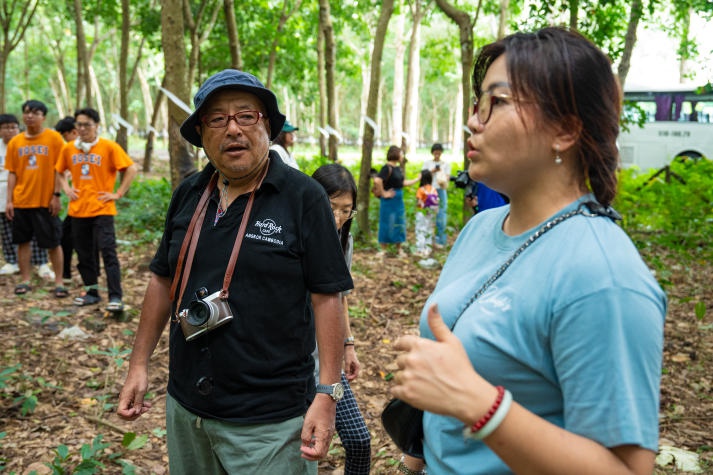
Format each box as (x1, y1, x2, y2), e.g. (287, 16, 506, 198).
(468, 385, 505, 433)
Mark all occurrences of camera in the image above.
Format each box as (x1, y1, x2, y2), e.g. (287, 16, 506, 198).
(452, 170, 472, 189)
(177, 287, 233, 341)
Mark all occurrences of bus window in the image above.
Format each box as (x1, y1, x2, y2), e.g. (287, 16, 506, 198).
(619, 84, 713, 170)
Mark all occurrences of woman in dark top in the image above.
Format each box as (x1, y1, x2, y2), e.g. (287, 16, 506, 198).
(372, 145, 420, 257)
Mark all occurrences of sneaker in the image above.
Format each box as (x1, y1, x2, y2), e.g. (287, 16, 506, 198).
(37, 263, 56, 281)
(0, 263, 19, 275)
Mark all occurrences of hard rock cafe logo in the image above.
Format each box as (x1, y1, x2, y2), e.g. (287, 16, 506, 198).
(254, 219, 282, 236)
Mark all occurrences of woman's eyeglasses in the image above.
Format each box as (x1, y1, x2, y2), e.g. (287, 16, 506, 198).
(472, 91, 516, 125)
(201, 110, 264, 128)
(332, 208, 357, 220)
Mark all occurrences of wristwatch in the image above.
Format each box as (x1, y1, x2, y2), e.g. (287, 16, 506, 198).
(316, 382, 344, 402)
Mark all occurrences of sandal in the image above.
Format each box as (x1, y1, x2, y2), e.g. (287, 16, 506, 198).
(105, 299, 124, 312)
(14, 282, 31, 295)
(74, 293, 101, 306)
(54, 286, 69, 298)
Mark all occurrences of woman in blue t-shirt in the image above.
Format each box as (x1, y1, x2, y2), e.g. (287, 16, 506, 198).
(390, 27, 666, 475)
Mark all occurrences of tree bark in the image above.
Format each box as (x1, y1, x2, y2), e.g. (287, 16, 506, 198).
(617, 0, 642, 89)
(162, 0, 196, 187)
(356, 0, 394, 242)
(403, 2, 425, 154)
(317, 22, 327, 157)
(435, 0, 478, 223)
(392, 13, 405, 148)
(223, 0, 242, 69)
(73, 0, 93, 108)
(320, 0, 338, 161)
(267, 0, 303, 89)
(116, 0, 130, 152)
(0, 0, 39, 112)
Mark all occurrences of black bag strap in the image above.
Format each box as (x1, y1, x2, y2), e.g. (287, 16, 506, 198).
(449, 201, 619, 329)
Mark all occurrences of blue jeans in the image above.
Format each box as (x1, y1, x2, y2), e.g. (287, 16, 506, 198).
(435, 188, 448, 245)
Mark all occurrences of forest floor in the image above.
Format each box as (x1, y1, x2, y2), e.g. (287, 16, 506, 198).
(0, 235, 711, 474)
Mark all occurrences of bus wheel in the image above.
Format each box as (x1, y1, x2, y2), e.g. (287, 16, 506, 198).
(674, 151, 703, 164)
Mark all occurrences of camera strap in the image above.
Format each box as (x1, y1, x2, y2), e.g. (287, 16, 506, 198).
(170, 161, 270, 318)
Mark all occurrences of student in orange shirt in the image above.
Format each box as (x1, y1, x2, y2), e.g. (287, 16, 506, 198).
(56, 108, 137, 311)
(4, 100, 67, 297)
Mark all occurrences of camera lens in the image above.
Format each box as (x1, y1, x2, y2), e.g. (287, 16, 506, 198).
(186, 300, 212, 326)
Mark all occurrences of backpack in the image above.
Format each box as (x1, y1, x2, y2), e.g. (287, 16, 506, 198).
(372, 165, 393, 198)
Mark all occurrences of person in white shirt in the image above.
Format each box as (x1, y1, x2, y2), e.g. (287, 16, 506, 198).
(422, 143, 450, 247)
(0, 113, 53, 279)
(270, 120, 299, 169)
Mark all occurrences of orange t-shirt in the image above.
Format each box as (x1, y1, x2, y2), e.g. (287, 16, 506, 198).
(4, 129, 65, 208)
(56, 138, 134, 217)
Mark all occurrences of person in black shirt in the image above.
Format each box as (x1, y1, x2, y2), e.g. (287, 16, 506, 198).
(117, 70, 353, 474)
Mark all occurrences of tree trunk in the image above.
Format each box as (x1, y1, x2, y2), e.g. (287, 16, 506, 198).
(403, 3, 424, 154)
(144, 76, 167, 173)
(391, 13, 405, 148)
(162, 0, 196, 187)
(320, 0, 338, 161)
(356, 0, 394, 242)
(267, 0, 303, 89)
(0, 0, 39, 112)
(73, 0, 92, 107)
(116, 0, 130, 152)
(568, 0, 579, 29)
(435, 0, 477, 224)
(498, 0, 509, 39)
(317, 23, 327, 157)
(223, 0, 242, 69)
(617, 0, 642, 88)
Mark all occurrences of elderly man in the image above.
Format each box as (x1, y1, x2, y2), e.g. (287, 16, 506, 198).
(117, 70, 351, 474)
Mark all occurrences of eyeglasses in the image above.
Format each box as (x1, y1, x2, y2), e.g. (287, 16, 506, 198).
(332, 208, 357, 220)
(472, 90, 516, 125)
(76, 122, 96, 128)
(201, 110, 264, 128)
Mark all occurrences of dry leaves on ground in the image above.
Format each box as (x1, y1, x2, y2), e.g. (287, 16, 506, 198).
(0, 241, 710, 474)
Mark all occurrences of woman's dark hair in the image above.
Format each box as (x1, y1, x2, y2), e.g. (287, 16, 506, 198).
(273, 131, 288, 148)
(386, 145, 402, 163)
(312, 163, 357, 254)
(420, 169, 433, 187)
(472, 27, 621, 206)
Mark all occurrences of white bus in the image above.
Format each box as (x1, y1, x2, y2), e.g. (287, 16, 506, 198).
(618, 84, 713, 170)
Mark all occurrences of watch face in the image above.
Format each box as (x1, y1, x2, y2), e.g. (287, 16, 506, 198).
(333, 383, 345, 401)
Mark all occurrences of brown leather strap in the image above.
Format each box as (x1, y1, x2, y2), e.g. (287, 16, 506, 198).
(219, 161, 270, 299)
(170, 172, 218, 304)
(170, 161, 271, 314)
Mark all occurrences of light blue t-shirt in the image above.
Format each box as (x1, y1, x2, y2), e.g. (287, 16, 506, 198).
(419, 196, 666, 474)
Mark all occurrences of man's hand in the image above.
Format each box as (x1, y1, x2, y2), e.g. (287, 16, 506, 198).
(344, 345, 360, 381)
(117, 366, 152, 421)
(299, 394, 337, 461)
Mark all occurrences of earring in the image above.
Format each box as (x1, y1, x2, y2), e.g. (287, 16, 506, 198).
(554, 144, 563, 165)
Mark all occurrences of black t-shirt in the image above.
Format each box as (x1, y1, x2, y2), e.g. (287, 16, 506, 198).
(378, 164, 404, 190)
(151, 153, 353, 423)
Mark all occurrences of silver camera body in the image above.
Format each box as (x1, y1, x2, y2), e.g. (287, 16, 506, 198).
(178, 287, 233, 341)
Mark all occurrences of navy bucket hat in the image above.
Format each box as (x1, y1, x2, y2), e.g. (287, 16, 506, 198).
(180, 69, 286, 147)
